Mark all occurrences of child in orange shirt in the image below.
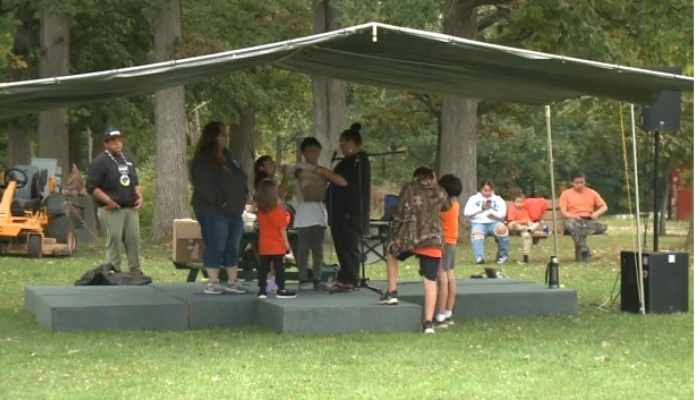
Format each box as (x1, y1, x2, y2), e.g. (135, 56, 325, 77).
(506, 191, 540, 263)
(379, 167, 451, 334)
(435, 174, 462, 328)
(254, 178, 296, 299)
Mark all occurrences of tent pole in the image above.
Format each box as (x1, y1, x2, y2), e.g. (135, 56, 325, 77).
(545, 105, 559, 258)
(629, 104, 646, 315)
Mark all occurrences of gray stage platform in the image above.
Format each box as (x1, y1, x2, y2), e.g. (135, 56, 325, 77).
(24, 279, 577, 334)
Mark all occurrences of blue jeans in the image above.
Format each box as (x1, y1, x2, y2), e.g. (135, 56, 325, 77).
(194, 207, 244, 269)
(471, 222, 509, 261)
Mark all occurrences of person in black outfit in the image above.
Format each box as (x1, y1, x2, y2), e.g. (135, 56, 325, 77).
(327, 123, 371, 291)
(86, 128, 144, 274)
(190, 121, 250, 295)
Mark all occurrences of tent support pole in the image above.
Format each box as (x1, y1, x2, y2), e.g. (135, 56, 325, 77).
(545, 105, 559, 257)
(629, 104, 646, 315)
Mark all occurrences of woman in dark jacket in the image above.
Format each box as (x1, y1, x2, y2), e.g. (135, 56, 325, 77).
(327, 123, 371, 291)
(191, 121, 249, 295)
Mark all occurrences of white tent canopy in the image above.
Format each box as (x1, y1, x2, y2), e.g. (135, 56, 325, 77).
(0, 22, 693, 119)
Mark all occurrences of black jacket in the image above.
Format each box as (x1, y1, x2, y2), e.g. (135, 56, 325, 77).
(328, 151, 371, 233)
(190, 148, 249, 217)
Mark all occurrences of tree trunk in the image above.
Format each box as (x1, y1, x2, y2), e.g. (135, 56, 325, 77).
(69, 130, 83, 171)
(312, 0, 345, 167)
(38, 9, 70, 180)
(151, 0, 190, 242)
(275, 135, 283, 165)
(441, 0, 478, 230)
(7, 11, 33, 167)
(229, 107, 256, 193)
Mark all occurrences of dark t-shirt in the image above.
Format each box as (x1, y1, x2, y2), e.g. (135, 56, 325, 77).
(86, 151, 140, 208)
(328, 151, 371, 234)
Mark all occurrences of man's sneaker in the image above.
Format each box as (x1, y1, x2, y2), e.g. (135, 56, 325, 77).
(299, 281, 313, 290)
(379, 290, 398, 305)
(257, 290, 268, 299)
(276, 290, 297, 299)
(224, 282, 248, 294)
(204, 283, 225, 295)
(423, 321, 435, 334)
(476, 258, 485, 265)
(445, 317, 455, 325)
(496, 256, 508, 264)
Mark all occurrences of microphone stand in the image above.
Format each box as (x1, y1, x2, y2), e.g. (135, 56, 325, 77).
(354, 153, 383, 295)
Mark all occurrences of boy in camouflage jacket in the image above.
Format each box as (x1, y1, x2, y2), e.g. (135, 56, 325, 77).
(379, 167, 452, 334)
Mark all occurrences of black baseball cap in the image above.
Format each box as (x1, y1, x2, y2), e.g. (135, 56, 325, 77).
(103, 127, 123, 141)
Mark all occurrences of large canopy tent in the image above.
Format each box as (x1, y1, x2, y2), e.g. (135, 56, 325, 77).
(0, 22, 694, 312)
(0, 22, 693, 119)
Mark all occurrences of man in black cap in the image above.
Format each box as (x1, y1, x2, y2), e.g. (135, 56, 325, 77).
(86, 128, 144, 274)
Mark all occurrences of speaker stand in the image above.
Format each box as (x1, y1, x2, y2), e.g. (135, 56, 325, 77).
(652, 130, 660, 252)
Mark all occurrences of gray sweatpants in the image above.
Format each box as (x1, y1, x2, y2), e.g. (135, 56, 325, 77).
(295, 225, 326, 281)
(563, 218, 607, 254)
(97, 207, 142, 273)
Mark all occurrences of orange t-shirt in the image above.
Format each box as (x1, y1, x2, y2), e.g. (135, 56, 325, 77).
(413, 247, 442, 258)
(507, 206, 531, 223)
(441, 200, 460, 245)
(523, 197, 548, 221)
(559, 187, 605, 218)
(256, 206, 288, 255)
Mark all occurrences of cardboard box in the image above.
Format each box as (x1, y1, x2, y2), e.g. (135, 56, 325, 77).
(172, 219, 204, 263)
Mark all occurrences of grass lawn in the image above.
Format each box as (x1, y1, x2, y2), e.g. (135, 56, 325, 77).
(0, 218, 693, 400)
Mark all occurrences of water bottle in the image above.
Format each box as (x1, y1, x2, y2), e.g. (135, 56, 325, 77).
(543, 225, 549, 235)
(547, 256, 559, 289)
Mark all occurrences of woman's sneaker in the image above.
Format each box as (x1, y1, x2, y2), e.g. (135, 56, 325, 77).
(423, 321, 435, 334)
(379, 290, 398, 305)
(204, 283, 225, 295)
(276, 290, 297, 299)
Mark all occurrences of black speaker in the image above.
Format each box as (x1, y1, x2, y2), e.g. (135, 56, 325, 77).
(639, 66, 681, 132)
(620, 251, 688, 314)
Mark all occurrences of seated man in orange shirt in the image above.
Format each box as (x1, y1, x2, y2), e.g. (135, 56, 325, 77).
(559, 171, 608, 262)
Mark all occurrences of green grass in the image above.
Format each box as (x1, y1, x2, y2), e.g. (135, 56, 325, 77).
(0, 218, 693, 400)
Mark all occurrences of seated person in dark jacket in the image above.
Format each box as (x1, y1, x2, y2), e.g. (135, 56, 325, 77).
(190, 121, 249, 295)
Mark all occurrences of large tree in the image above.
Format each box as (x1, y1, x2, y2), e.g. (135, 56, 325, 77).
(151, 0, 190, 242)
(312, 0, 346, 167)
(37, 6, 70, 176)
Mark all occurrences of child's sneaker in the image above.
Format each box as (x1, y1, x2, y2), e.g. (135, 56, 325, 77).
(423, 321, 435, 334)
(224, 281, 248, 294)
(379, 290, 398, 305)
(257, 290, 268, 299)
(204, 283, 225, 295)
(276, 289, 297, 299)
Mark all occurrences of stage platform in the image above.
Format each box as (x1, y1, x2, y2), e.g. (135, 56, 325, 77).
(24, 279, 577, 334)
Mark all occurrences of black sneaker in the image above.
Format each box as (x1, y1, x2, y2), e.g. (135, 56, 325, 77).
(435, 319, 450, 329)
(423, 321, 435, 334)
(276, 289, 297, 299)
(379, 290, 398, 305)
(523, 255, 529, 263)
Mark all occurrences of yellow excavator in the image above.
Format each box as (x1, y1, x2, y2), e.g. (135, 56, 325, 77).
(0, 166, 76, 258)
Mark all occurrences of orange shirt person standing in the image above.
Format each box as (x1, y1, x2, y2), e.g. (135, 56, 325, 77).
(559, 171, 608, 262)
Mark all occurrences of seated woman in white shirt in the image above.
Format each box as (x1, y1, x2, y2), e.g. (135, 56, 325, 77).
(463, 180, 509, 265)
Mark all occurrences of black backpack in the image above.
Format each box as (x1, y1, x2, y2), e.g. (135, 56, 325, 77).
(74, 263, 152, 286)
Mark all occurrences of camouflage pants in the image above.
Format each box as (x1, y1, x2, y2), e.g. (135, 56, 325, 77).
(563, 219, 607, 254)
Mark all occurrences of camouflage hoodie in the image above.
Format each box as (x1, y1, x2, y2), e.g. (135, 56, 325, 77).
(389, 178, 452, 257)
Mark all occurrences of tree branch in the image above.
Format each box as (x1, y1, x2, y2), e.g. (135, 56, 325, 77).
(477, 6, 512, 31)
(409, 92, 441, 118)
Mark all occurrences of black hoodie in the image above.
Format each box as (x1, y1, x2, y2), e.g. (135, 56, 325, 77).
(190, 148, 249, 217)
